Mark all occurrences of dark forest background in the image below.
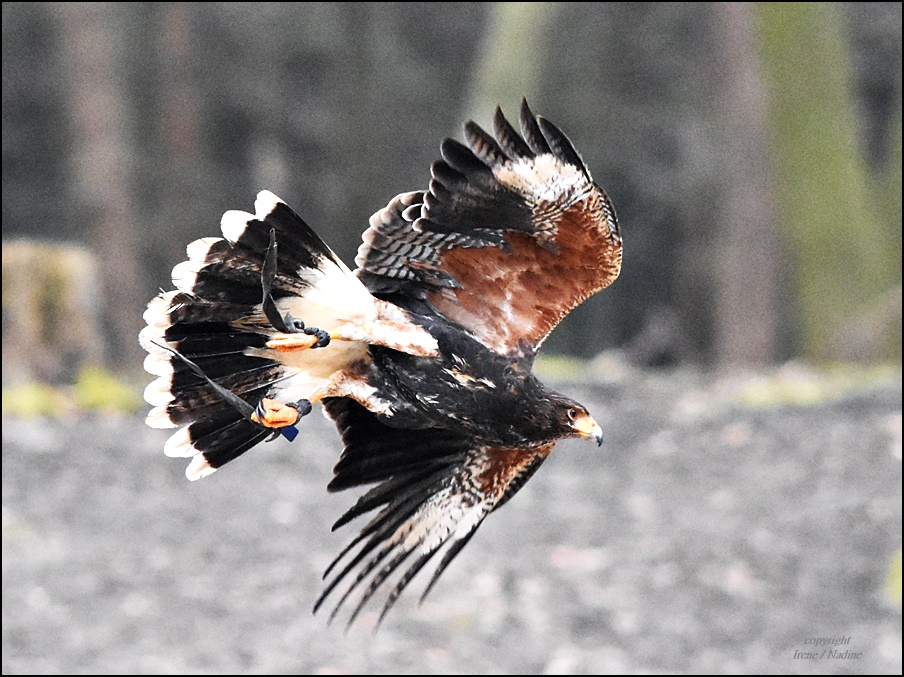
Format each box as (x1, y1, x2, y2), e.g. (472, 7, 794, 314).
(2, 2, 901, 382)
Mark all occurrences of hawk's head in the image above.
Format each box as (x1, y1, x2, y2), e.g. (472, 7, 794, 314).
(533, 393, 603, 446)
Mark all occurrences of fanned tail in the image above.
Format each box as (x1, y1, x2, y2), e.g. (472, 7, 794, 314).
(140, 191, 376, 479)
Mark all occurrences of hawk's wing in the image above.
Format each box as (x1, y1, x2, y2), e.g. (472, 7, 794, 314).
(316, 397, 551, 627)
(356, 99, 622, 357)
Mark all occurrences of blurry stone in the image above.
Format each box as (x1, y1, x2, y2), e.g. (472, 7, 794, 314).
(2, 240, 104, 384)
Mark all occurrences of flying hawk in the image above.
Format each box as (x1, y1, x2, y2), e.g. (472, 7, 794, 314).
(140, 100, 622, 626)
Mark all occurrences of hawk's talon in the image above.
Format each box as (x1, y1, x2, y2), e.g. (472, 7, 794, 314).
(251, 397, 302, 429)
(253, 398, 312, 442)
(303, 327, 331, 348)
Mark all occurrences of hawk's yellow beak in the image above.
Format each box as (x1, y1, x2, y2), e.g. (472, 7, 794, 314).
(573, 413, 604, 446)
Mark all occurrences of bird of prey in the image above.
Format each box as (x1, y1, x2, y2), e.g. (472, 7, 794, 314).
(140, 100, 622, 626)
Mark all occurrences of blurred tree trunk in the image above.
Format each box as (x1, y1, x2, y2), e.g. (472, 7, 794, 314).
(2, 4, 72, 240)
(874, 96, 902, 359)
(464, 2, 561, 127)
(756, 2, 896, 361)
(244, 5, 291, 198)
(878, 94, 901, 281)
(58, 2, 145, 369)
(151, 3, 206, 272)
(711, 3, 779, 366)
(843, 2, 903, 172)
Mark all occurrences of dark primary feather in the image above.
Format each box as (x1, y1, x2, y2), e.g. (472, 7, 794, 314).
(493, 105, 534, 159)
(464, 120, 508, 166)
(537, 115, 587, 174)
(518, 99, 553, 155)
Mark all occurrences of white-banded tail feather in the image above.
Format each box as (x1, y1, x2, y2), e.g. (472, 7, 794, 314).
(141, 191, 379, 479)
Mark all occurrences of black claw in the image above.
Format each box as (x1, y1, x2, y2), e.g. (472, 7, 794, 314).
(303, 327, 331, 348)
(253, 399, 269, 423)
(283, 312, 306, 333)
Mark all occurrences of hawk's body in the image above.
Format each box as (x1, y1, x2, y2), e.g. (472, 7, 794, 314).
(141, 101, 621, 625)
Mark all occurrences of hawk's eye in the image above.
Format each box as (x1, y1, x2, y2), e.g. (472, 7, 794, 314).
(567, 408, 578, 421)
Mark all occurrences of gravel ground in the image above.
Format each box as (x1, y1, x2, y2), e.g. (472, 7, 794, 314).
(2, 370, 901, 674)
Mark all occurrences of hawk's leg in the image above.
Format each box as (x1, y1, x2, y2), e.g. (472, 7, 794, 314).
(261, 229, 331, 350)
(266, 327, 332, 352)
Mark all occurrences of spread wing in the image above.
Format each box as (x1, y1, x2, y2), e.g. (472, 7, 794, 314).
(316, 398, 552, 628)
(356, 99, 622, 357)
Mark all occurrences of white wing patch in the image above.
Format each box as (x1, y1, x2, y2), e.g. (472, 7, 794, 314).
(493, 154, 589, 204)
